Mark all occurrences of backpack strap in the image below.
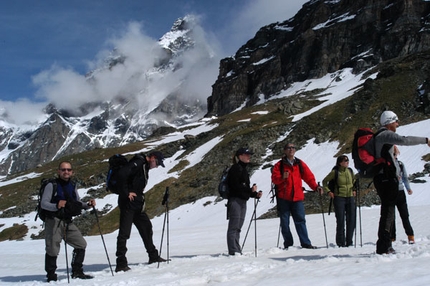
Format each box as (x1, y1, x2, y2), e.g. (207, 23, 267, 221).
(332, 166, 339, 195)
(295, 158, 304, 176)
(50, 179, 58, 202)
(280, 156, 304, 176)
(398, 161, 404, 173)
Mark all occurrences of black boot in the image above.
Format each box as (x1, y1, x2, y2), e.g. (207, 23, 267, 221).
(148, 256, 167, 264)
(45, 253, 58, 282)
(71, 249, 93, 279)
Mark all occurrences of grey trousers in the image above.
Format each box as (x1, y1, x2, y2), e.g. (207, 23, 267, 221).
(45, 217, 87, 257)
(227, 197, 247, 254)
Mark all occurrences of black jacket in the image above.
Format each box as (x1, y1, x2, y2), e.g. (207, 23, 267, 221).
(227, 160, 257, 201)
(117, 154, 149, 210)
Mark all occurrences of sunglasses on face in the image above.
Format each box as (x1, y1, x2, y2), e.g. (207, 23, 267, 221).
(285, 146, 296, 150)
(59, 168, 72, 172)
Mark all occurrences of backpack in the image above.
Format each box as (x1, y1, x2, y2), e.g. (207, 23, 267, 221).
(34, 178, 57, 222)
(106, 154, 128, 194)
(218, 166, 231, 200)
(351, 128, 386, 178)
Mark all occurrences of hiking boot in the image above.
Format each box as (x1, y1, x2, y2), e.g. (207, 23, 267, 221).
(115, 265, 131, 272)
(71, 270, 93, 279)
(46, 273, 57, 282)
(148, 256, 167, 264)
(408, 235, 415, 244)
(301, 244, 317, 249)
(386, 247, 396, 254)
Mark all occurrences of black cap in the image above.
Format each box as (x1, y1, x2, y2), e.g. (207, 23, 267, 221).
(149, 151, 165, 167)
(236, 148, 254, 156)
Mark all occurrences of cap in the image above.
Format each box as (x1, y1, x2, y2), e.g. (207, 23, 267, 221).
(236, 148, 254, 156)
(380, 111, 398, 126)
(149, 151, 165, 167)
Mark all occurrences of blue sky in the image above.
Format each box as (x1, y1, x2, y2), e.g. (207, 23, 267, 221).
(0, 0, 307, 104)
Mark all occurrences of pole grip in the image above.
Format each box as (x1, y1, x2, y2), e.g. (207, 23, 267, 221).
(162, 187, 169, 205)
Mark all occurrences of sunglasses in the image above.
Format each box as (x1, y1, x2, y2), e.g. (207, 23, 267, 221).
(59, 168, 73, 172)
(285, 146, 296, 150)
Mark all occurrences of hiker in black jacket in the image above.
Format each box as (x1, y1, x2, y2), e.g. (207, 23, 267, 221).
(373, 111, 430, 254)
(226, 148, 262, 255)
(115, 151, 167, 272)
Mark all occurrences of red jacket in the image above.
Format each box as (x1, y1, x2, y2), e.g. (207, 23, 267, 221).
(271, 157, 318, 201)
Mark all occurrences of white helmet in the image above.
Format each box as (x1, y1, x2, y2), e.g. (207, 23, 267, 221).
(380, 111, 398, 126)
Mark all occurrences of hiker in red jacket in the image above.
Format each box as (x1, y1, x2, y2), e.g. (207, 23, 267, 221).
(272, 143, 323, 249)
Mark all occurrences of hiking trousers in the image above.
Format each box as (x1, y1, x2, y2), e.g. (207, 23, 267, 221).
(44, 217, 87, 275)
(374, 174, 398, 254)
(45, 217, 87, 257)
(227, 197, 247, 254)
(116, 207, 159, 267)
(333, 196, 356, 247)
(277, 198, 311, 248)
(390, 190, 414, 240)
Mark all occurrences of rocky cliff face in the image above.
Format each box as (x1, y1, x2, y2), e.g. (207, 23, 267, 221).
(207, 0, 430, 116)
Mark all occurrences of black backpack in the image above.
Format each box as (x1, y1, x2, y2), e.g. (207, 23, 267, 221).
(218, 166, 231, 200)
(34, 178, 57, 222)
(352, 128, 386, 178)
(106, 154, 128, 194)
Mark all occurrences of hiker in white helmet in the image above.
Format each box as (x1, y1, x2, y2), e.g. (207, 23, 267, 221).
(372, 111, 430, 254)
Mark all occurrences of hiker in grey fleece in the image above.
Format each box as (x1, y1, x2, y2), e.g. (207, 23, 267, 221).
(371, 111, 430, 255)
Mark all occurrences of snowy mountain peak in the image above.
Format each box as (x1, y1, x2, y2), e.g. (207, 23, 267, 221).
(159, 15, 197, 53)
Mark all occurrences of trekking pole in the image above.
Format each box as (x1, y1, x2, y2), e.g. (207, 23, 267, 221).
(93, 206, 114, 276)
(158, 187, 170, 268)
(271, 182, 281, 248)
(63, 220, 70, 284)
(318, 183, 329, 249)
(277, 225, 281, 248)
(354, 198, 357, 248)
(357, 179, 363, 247)
(241, 195, 260, 254)
(254, 196, 258, 257)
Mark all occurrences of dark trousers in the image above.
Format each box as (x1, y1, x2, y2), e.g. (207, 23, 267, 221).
(333, 196, 356, 247)
(277, 198, 311, 248)
(227, 197, 247, 254)
(390, 190, 414, 240)
(116, 208, 158, 267)
(374, 174, 398, 254)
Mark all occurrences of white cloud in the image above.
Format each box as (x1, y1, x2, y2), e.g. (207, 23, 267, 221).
(30, 19, 219, 115)
(0, 99, 46, 125)
(32, 65, 96, 109)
